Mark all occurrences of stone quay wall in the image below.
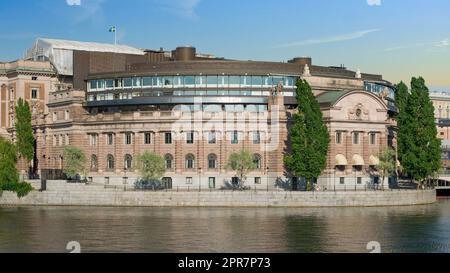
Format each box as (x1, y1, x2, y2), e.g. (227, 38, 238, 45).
(0, 184, 436, 208)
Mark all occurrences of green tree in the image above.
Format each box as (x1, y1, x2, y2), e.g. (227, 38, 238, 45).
(400, 77, 441, 185)
(395, 82, 410, 169)
(226, 150, 257, 189)
(0, 137, 32, 198)
(15, 98, 35, 167)
(62, 146, 87, 180)
(395, 81, 409, 114)
(284, 79, 330, 190)
(0, 136, 20, 187)
(377, 148, 396, 190)
(136, 151, 165, 182)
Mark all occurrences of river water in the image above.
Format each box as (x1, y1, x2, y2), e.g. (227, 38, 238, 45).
(1, 199, 449, 253)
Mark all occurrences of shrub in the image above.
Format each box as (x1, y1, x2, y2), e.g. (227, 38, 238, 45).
(0, 181, 34, 198)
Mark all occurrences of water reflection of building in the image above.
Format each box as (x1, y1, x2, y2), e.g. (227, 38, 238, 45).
(1, 38, 398, 190)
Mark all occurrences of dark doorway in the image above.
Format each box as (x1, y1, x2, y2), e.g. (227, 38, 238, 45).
(162, 177, 173, 189)
(31, 138, 39, 179)
(232, 177, 239, 187)
(292, 177, 298, 191)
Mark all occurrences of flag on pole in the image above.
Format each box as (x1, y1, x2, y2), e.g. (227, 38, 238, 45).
(109, 26, 116, 33)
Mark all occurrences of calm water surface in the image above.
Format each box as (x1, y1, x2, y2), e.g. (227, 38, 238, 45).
(1, 200, 450, 253)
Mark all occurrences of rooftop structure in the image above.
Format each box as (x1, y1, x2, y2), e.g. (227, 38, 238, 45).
(24, 38, 146, 76)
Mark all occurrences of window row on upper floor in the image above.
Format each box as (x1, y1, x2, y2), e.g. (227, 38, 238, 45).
(86, 89, 295, 102)
(88, 75, 298, 92)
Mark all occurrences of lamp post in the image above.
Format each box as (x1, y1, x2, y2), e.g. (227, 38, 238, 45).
(198, 167, 202, 192)
(123, 167, 128, 191)
(266, 166, 270, 192)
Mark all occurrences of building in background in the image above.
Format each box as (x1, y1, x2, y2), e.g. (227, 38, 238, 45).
(1, 38, 398, 190)
(430, 92, 450, 170)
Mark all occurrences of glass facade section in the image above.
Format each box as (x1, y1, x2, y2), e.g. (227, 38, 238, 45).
(364, 82, 395, 100)
(123, 78, 132, 88)
(195, 76, 206, 87)
(184, 76, 195, 87)
(87, 75, 299, 99)
(207, 76, 218, 87)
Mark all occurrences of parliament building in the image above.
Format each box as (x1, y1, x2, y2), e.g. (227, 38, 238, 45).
(0, 38, 398, 190)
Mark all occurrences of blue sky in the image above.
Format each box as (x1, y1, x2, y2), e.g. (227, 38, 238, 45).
(0, 0, 449, 90)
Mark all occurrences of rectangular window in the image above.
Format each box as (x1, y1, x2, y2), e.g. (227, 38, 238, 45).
(89, 134, 97, 146)
(253, 132, 261, 144)
(231, 131, 239, 144)
(31, 88, 38, 99)
(142, 77, 152, 87)
(370, 133, 376, 145)
(195, 76, 206, 87)
(106, 133, 113, 145)
(353, 132, 360, 145)
(123, 78, 133, 88)
(186, 177, 193, 185)
(65, 134, 70, 145)
(251, 76, 263, 87)
(208, 177, 216, 189)
(229, 76, 240, 87)
(208, 157, 216, 169)
(64, 110, 70, 120)
(340, 177, 345, 185)
(114, 79, 122, 89)
(186, 131, 194, 144)
(218, 76, 228, 87)
(162, 76, 173, 87)
(241, 76, 252, 87)
(255, 177, 262, 184)
(336, 132, 342, 144)
(89, 80, 97, 91)
(357, 177, 362, 184)
(208, 132, 216, 144)
(165, 132, 172, 144)
(207, 76, 218, 87)
(125, 133, 132, 145)
(144, 133, 152, 144)
(132, 78, 141, 88)
(53, 135, 57, 147)
(53, 112, 57, 122)
(184, 76, 195, 86)
(173, 76, 183, 87)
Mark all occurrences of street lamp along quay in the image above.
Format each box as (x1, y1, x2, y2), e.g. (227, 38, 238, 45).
(123, 167, 128, 191)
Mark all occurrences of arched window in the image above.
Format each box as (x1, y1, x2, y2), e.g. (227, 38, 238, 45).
(107, 154, 115, 170)
(124, 154, 133, 170)
(90, 155, 98, 171)
(208, 154, 217, 169)
(253, 154, 262, 169)
(165, 154, 174, 169)
(185, 154, 195, 169)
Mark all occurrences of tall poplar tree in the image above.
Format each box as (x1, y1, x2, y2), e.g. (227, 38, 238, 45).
(395, 81, 410, 166)
(400, 77, 441, 183)
(15, 98, 35, 165)
(284, 79, 330, 189)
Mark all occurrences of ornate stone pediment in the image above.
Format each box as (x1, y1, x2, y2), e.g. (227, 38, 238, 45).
(348, 103, 369, 120)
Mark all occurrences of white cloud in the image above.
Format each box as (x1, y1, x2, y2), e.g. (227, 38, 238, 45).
(275, 29, 381, 48)
(367, 0, 381, 6)
(156, 0, 203, 19)
(385, 39, 449, 51)
(66, 0, 81, 6)
(64, 0, 106, 24)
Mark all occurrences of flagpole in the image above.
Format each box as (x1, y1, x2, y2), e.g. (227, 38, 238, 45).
(114, 27, 117, 45)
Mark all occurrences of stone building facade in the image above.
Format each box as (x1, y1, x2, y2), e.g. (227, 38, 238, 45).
(3, 39, 398, 190)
